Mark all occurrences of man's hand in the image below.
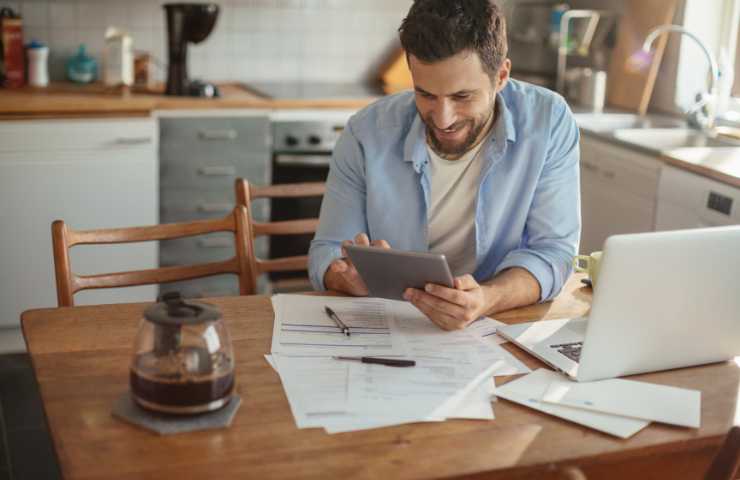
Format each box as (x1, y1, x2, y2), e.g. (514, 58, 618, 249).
(323, 233, 391, 296)
(403, 275, 491, 330)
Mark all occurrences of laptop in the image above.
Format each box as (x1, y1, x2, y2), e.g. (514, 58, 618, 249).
(497, 226, 740, 382)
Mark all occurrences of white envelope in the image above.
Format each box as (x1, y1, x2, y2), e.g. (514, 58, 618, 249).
(541, 375, 701, 428)
(496, 369, 650, 439)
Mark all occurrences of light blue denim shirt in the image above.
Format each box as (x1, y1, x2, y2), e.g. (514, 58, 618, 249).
(309, 79, 581, 302)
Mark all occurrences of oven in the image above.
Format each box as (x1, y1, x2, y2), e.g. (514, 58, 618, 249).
(268, 114, 352, 286)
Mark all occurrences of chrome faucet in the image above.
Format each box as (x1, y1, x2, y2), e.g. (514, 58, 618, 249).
(642, 24, 720, 132)
(556, 10, 601, 95)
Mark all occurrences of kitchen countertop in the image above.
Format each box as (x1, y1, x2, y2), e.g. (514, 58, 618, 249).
(579, 123, 740, 189)
(0, 83, 379, 119)
(2, 84, 739, 188)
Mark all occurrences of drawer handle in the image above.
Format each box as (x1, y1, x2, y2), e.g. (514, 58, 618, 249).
(197, 203, 232, 213)
(198, 129, 238, 141)
(197, 237, 233, 248)
(198, 166, 236, 177)
(602, 170, 615, 179)
(114, 136, 153, 145)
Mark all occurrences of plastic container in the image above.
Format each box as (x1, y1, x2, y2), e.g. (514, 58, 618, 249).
(26, 40, 48, 87)
(104, 27, 133, 87)
(66, 45, 97, 83)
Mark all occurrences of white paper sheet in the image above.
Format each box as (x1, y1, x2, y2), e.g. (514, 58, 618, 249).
(270, 295, 409, 357)
(496, 369, 650, 439)
(542, 376, 702, 428)
(466, 316, 509, 344)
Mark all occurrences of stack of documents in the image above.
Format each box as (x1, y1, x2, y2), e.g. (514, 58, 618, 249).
(496, 369, 702, 438)
(267, 294, 530, 433)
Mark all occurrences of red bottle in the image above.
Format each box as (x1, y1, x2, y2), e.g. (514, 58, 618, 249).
(0, 8, 25, 88)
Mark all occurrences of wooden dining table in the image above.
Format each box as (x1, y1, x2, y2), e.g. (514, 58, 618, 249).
(21, 274, 740, 480)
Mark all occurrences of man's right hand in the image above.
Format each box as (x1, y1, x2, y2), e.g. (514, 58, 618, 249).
(323, 233, 390, 296)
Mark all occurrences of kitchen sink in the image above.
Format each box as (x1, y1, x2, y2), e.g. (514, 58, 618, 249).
(573, 113, 686, 132)
(612, 128, 740, 152)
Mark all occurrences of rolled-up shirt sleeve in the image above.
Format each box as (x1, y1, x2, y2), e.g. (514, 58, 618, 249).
(308, 121, 369, 291)
(494, 98, 581, 301)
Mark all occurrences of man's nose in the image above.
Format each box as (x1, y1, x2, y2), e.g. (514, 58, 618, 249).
(431, 100, 456, 130)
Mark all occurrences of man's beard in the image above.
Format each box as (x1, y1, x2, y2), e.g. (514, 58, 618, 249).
(422, 98, 495, 158)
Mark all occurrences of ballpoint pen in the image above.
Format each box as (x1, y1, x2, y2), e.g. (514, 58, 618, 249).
(333, 356, 416, 367)
(324, 306, 350, 337)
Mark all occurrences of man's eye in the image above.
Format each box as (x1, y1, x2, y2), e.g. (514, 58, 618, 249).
(453, 94, 471, 101)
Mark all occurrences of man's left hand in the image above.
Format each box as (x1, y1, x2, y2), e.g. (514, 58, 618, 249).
(403, 275, 490, 330)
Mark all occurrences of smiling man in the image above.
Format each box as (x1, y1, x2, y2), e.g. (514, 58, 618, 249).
(309, 0, 581, 330)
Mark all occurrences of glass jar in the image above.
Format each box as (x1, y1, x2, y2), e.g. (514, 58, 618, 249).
(130, 292, 235, 415)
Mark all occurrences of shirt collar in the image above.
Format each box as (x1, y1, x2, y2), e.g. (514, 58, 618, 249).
(403, 91, 517, 173)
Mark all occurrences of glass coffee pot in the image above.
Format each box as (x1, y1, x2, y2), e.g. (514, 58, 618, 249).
(130, 292, 235, 415)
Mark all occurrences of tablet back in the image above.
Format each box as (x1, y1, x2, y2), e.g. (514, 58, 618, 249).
(344, 245, 454, 300)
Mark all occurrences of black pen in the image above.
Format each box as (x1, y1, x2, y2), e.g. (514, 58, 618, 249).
(324, 306, 351, 337)
(334, 356, 416, 367)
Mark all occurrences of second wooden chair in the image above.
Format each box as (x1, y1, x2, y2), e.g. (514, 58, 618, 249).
(235, 178, 325, 291)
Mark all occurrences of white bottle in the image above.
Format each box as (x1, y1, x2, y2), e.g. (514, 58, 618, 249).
(103, 27, 133, 87)
(26, 42, 49, 87)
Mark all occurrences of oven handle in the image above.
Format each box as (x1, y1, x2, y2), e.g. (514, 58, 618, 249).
(275, 154, 331, 167)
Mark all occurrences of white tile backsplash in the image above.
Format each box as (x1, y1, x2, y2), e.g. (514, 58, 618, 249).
(11, 0, 413, 84)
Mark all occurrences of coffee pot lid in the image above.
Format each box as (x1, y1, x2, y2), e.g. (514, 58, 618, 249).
(144, 292, 221, 326)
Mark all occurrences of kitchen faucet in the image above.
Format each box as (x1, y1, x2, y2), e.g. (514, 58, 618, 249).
(642, 24, 720, 132)
(556, 9, 601, 95)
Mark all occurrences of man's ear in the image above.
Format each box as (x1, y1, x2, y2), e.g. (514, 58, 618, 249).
(495, 58, 511, 93)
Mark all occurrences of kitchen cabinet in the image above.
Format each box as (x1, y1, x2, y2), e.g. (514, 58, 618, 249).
(656, 165, 740, 230)
(158, 113, 271, 297)
(579, 135, 662, 254)
(0, 118, 158, 333)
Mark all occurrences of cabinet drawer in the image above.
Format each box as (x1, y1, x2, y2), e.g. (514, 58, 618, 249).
(160, 148, 270, 190)
(160, 274, 240, 299)
(160, 188, 269, 220)
(160, 117, 270, 153)
(0, 118, 157, 153)
(159, 233, 268, 266)
(580, 137, 660, 199)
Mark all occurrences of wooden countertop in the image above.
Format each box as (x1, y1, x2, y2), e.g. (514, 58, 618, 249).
(3, 84, 739, 189)
(661, 147, 740, 189)
(0, 83, 379, 119)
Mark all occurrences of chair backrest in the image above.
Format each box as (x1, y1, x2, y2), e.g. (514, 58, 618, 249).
(52, 206, 256, 307)
(705, 426, 740, 480)
(234, 178, 325, 286)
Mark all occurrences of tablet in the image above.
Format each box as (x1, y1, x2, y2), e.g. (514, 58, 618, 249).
(344, 245, 455, 301)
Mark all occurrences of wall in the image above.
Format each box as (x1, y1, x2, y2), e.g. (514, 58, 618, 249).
(3, 0, 413, 84)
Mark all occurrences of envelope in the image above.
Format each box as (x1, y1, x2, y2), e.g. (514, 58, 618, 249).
(496, 369, 649, 439)
(541, 375, 701, 428)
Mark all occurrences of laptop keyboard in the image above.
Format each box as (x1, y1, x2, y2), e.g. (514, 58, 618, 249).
(550, 342, 583, 362)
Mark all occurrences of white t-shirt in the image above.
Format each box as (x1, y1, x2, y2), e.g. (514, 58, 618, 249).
(426, 134, 489, 277)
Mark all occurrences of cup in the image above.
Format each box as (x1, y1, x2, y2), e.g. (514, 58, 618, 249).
(573, 251, 602, 288)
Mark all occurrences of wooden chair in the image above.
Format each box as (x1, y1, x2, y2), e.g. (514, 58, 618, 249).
(705, 426, 740, 480)
(52, 206, 256, 307)
(234, 178, 325, 290)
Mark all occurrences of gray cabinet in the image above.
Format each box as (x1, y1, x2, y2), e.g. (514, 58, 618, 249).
(158, 114, 271, 298)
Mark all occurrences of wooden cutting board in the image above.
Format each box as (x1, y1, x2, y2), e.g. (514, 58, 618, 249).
(606, 0, 679, 114)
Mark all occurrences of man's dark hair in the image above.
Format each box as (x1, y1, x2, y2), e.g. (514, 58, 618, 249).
(399, 0, 508, 77)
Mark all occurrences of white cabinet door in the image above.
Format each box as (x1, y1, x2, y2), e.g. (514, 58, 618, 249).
(0, 119, 158, 328)
(579, 136, 662, 254)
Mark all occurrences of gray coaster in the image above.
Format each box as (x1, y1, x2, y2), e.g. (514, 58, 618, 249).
(112, 392, 241, 435)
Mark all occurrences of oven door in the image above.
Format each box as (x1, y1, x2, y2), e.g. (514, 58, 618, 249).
(269, 153, 331, 284)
